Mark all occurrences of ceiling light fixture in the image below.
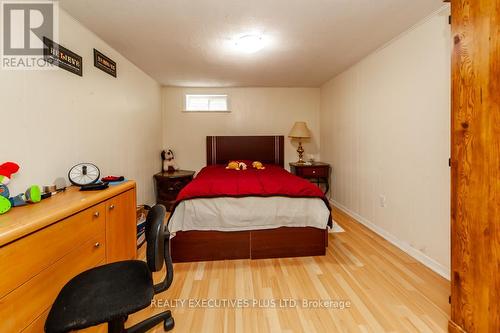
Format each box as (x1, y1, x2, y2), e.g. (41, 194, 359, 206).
(234, 34, 265, 53)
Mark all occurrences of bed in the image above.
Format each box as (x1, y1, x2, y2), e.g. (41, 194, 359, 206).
(168, 135, 331, 262)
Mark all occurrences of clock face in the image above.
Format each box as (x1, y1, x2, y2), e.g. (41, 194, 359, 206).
(68, 163, 100, 186)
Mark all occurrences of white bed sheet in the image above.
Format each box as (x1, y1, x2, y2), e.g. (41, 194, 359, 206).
(168, 196, 330, 234)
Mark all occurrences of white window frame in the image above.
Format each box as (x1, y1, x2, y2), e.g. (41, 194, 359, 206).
(184, 94, 230, 112)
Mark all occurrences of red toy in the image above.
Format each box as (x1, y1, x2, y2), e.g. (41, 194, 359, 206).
(0, 162, 20, 185)
(101, 176, 125, 182)
(0, 162, 20, 214)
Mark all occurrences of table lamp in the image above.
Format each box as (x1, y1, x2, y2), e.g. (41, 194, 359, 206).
(288, 121, 311, 164)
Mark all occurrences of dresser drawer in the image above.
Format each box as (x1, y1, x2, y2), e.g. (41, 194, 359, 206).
(0, 234, 105, 332)
(0, 203, 106, 299)
(299, 166, 329, 178)
(105, 189, 137, 263)
(159, 178, 190, 198)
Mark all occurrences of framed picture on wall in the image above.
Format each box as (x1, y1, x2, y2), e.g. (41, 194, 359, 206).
(43, 37, 83, 76)
(93, 49, 116, 77)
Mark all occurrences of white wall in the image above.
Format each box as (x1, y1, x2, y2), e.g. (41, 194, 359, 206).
(320, 8, 451, 277)
(1, 10, 162, 204)
(162, 87, 320, 172)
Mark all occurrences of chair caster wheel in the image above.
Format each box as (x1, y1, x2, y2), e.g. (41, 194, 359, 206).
(164, 316, 175, 331)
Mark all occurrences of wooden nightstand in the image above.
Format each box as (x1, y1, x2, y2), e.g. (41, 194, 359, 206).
(289, 162, 330, 194)
(154, 170, 195, 211)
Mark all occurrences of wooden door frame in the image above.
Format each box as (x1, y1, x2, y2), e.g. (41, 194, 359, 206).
(448, 0, 500, 332)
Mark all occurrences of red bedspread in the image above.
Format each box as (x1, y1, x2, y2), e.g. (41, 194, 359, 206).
(173, 165, 331, 224)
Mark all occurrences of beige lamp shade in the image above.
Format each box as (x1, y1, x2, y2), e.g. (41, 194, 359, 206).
(288, 121, 311, 138)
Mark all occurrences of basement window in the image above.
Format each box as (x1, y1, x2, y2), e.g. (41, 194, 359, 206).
(185, 94, 229, 112)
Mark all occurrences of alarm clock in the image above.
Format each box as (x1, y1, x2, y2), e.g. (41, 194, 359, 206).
(68, 163, 110, 191)
(68, 163, 100, 186)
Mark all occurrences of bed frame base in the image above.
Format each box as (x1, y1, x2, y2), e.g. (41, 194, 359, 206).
(171, 136, 329, 263)
(171, 227, 328, 263)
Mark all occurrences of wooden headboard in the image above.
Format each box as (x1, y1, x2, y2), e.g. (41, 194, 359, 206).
(207, 136, 284, 167)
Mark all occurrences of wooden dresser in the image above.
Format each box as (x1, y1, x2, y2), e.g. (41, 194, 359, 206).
(0, 181, 137, 333)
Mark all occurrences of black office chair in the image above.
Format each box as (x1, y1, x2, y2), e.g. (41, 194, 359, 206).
(45, 205, 174, 333)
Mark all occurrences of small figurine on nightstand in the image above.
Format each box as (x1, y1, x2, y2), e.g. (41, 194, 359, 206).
(161, 149, 179, 173)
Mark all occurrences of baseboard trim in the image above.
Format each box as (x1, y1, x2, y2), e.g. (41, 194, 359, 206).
(330, 199, 451, 281)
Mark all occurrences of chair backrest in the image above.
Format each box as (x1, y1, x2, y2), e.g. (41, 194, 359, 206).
(145, 205, 174, 292)
(145, 205, 165, 271)
(145, 205, 174, 293)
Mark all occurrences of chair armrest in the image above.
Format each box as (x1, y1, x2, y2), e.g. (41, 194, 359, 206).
(153, 227, 174, 293)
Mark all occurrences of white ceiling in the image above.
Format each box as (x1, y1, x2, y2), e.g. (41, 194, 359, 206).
(60, 0, 444, 87)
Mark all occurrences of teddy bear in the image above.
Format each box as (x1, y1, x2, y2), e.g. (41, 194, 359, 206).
(238, 161, 248, 170)
(226, 161, 240, 170)
(226, 161, 247, 171)
(161, 149, 179, 172)
(252, 161, 266, 170)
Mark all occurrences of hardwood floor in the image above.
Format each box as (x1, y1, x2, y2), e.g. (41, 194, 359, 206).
(128, 208, 450, 333)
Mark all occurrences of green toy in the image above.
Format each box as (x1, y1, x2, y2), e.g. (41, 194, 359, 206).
(0, 162, 19, 215)
(25, 185, 41, 203)
(0, 197, 10, 214)
(0, 185, 11, 214)
(0, 162, 42, 215)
